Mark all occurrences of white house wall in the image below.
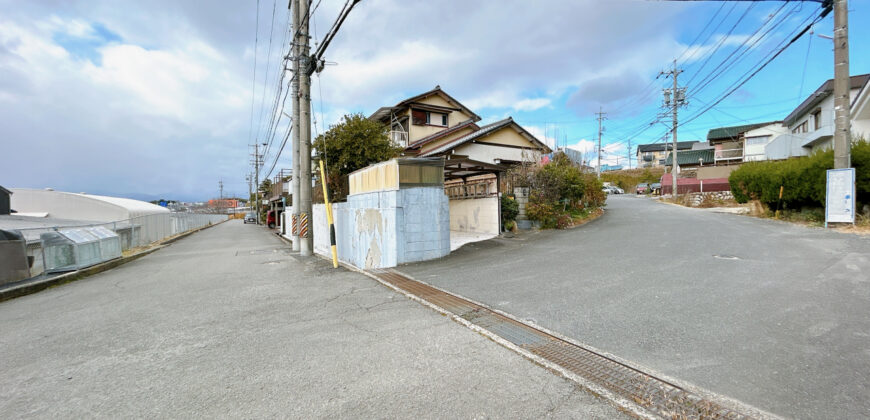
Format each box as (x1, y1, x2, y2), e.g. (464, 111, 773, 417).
(453, 142, 538, 164)
(449, 196, 499, 235)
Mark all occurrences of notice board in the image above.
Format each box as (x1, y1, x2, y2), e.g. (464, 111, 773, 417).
(825, 168, 856, 226)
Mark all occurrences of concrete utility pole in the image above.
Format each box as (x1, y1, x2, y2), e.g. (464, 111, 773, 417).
(251, 143, 264, 224)
(298, 0, 313, 256)
(219, 180, 224, 213)
(627, 139, 632, 170)
(246, 174, 252, 209)
(595, 107, 606, 177)
(661, 60, 685, 199)
(290, 0, 301, 251)
(833, 0, 851, 169)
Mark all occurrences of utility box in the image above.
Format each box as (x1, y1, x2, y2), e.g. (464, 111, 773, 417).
(0, 229, 31, 285)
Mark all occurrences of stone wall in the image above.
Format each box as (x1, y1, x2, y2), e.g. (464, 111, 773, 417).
(685, 191, 734, 207)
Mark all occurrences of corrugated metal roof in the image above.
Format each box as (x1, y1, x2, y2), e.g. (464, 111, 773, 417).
(665, 149, 714, 166)
(707, 121, 778, 141)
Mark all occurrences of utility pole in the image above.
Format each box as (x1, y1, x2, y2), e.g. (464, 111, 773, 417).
(627, 139, 632, 170)
(660, 60, 685, 200)
(833, 0, 851, 169)
(595, 107, 606, 177)
(250, 143, 264, 224)
(219, 179, 224, 213)
(289, 0, 301, 251)
(246, 173, 253, 209)
(298, 0, 313, 256)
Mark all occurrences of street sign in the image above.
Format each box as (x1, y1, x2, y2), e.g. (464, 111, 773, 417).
(825, 168, 855, 227)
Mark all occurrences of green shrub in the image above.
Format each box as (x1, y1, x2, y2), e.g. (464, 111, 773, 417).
(525, 152, 605, 229)
(526, 192, 559, 229)
(729, 138, 869, 208)
(501, 194, 519, 224)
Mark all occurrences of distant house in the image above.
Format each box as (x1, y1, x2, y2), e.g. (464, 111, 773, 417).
(636, 141, 698, 168)
(706, 121, 781, 165)
(741, 122, 790, 162)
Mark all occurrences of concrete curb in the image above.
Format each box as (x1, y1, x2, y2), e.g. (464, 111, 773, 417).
(0, 219, 227, 304)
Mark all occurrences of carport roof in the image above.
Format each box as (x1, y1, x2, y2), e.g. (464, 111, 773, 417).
(442, 156, 506, 180)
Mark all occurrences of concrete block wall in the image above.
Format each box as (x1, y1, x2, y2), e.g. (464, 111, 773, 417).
(449, 196, 499, 235)
(313, 187, 449, 270)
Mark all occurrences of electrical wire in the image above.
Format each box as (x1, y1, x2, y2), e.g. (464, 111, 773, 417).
(247, 0, 261, 146)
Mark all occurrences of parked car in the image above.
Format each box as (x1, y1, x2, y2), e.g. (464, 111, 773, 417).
(243, 212, 256, 224)
(650, 182, 662, 195)
(636, 183, 650, 194)
(611, 186, 624, 194)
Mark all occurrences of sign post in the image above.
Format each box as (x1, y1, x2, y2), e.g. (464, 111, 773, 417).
(825, 168, 856, 228)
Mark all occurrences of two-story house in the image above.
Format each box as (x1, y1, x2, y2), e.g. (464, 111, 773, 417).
(368, 86, 551, 237)
(757, 74, 870, 160)
(705, 121, 782, 165)
(636, 141, 698, 168)
(781, 73, 869, 153)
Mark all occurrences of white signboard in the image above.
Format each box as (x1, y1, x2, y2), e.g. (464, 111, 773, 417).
(825, 168, 856, 226)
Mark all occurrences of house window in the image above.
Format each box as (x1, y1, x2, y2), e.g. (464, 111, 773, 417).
(746, 136, 769, 146)
(426, 112, 447, 127)
(792, 120, 808, 134)
(411, 110, 426, 126)
(812, 109, 822, 131)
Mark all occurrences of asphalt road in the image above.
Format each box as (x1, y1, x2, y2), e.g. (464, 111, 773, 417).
(402, 195, 870, 419)
(0, 220, 627, 419)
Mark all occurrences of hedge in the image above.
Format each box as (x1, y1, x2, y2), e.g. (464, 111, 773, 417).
(729, 139, 869, 208)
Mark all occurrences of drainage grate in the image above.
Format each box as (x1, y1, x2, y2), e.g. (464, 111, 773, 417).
(368, 269, 765, 420)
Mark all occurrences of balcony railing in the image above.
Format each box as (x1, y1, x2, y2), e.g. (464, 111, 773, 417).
(389, 130, 409, 147)
(714, 148, 744, 162)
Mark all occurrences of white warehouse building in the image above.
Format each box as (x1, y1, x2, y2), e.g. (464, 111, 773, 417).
(11, 188, 172, 245)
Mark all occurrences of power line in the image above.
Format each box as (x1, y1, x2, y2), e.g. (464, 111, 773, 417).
(678, 6, 827, 129)
(255, 0, 279, 148)
(247, 0, 261, 146)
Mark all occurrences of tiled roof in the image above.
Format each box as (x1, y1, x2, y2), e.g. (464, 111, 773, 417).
(421, 117, 516, 156)
(419, 117, 550, 157)
(637, 141, 698, 153)
(368, 85, 481, 122)
(665, 149, 714, 166)
(707, 121, 778, 141)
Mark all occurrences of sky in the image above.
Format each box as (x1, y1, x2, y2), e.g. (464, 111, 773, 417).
(1, 0, 868, 201)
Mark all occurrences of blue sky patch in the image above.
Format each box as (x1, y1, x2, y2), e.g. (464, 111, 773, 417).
(53, 22, 121, 65)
